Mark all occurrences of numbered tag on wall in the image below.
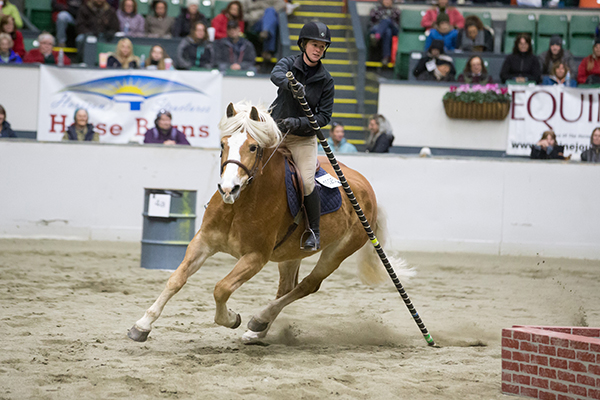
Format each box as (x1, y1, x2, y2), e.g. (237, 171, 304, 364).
(148, 194, 171, 218)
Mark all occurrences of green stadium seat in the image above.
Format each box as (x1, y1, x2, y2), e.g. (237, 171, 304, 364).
(569, 15, 599, 36)
(537, 14, 568, 37)
(400, 9, 427, 33)
(569, 36, 595, 57)
(23, 37, 39, 51)
(167, 1, 181, 18)
(199, 0, 213, 19)
(505, 13, 536, 36)
(26, 0, 54, 32)
(213, 0, 229, 17)
(394, 32, 426, 79)
(135, 0, 150, 16)
(463, 11, 492, 28)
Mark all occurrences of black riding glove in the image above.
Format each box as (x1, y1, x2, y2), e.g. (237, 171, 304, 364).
(277, 117, 301, 133)
(288, 81, 305, 99)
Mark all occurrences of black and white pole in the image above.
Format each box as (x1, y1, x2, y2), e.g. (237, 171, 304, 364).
(286, 71, 435, 347)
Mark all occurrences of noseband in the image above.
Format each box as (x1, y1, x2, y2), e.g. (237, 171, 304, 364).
(220, 146, 264, 186)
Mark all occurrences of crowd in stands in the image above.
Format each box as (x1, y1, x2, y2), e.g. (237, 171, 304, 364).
(0, 0, 291, 71)
(365, 0, 600, 86)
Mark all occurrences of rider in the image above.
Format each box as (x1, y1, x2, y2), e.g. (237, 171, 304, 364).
(269, 21, 335, 251)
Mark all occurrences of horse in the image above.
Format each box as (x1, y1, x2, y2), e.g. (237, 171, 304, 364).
(128, 101, 409, 344)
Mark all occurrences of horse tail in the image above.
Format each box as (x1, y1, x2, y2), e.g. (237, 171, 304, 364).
(356, 205, 416, 286)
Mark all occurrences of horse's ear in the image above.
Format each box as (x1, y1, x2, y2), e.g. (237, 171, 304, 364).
(249, 106, 260, 122)
(226, 103, 237, 118)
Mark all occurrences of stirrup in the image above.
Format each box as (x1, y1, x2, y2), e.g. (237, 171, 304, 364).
(300, 229, 319, 251)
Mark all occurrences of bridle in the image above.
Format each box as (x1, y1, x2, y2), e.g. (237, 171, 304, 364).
(220, 146, 264, 186)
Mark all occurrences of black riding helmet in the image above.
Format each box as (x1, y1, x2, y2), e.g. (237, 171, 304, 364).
(297, 21, 331, 58)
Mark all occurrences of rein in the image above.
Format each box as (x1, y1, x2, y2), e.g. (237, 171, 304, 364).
(220, 147, 264, 186)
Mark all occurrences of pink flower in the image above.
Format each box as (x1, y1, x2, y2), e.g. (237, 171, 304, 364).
(457, 84, 471, 93)
(450, 86, 457, 92)
(500, 87, 508, 95)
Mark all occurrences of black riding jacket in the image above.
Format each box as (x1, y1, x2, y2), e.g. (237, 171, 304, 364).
(269, 54, 335, 137)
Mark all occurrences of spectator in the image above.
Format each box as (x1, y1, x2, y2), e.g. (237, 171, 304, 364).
(421, 0, 464, 31)
(23, 32, 71, 65)
(414, 39, 455, 81)
(0, 104, 16, 138)
(457, 55, 492, 84)
(176, 21, 210, 69)
(106, 38, 140, 68)
(145, 0, 174, 38)
(146, 45, 173, 69)
(211, 1, 244, 41)
(117, 0, 145, 37)
(368, 0, 401, 65)
(577, 38, 600, 85)
(52, 0, 83, 46)
(212, 20, 256, 72)
(0, 32, 21, 63)
(424, 13, 458, 52)
(456, 15, 493, 53)
(542, 61, 577, 87)
(144, 109, 190, 145)
(241, 0, 285, 61)
(62, 109, 98, 141)
(530, 130, 565, 160)
(172, 0, 209, 38)
(0, 0, 22, 29)
(365, 114, 394, 153)
(580, 127, 600, 163)
(538, 35, 577, 76)
(325, 122, 357, 153)
(500, 34, 541, 84)
(0, 15, 24, 57)
(76, 0, 120, 42)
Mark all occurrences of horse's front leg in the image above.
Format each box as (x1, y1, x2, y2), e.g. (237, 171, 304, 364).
(128, 233, 215, 342)
(213, 252, 267, 329)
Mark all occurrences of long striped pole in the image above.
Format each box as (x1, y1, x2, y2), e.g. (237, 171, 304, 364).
(286, 71, 435, 347)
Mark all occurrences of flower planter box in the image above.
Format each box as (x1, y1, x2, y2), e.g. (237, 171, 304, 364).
(443, 100, 510, 120)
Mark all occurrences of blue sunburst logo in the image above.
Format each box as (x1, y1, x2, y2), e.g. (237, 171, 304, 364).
(61, 75, 204, 110)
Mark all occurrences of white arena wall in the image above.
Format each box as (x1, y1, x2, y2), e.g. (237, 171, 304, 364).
(1, 140, 598, 260)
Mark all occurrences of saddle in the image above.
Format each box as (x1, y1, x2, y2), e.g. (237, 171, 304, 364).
(273, 155, 342, 250)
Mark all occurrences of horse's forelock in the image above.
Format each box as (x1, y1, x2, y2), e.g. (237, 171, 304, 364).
(219, 102, 282, 148)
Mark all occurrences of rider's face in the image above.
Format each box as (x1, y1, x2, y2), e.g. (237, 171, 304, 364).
(304, 40, 327, 63)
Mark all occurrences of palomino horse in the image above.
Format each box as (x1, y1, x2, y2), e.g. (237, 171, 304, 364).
(128, 102, 404, 343)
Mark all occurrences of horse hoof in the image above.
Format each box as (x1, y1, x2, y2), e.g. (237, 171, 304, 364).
(242, 329, 268, 345)
(128, 325, 150, 342)
(230, 313, 242, 329)
(247, 317, 269, 332)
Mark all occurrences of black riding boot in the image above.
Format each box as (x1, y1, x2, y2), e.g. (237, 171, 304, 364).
(301, 189, 321, 251)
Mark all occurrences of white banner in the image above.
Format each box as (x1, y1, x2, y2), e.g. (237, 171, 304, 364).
(507, 85, 600, 157)
(37, 65, 222, 147)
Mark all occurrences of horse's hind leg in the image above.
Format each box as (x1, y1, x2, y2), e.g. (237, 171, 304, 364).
(128, 234, 214, 342)
(243, 243, 354, 343)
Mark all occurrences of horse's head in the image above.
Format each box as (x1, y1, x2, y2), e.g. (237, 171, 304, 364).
(218, 102, 281, 204)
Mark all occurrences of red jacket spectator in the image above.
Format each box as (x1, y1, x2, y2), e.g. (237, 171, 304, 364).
(577, 40, 600, 84)
(211, 13, 244, 40)
(23, 48, 72, 65)
(211, 1, 244, 40)
(0, 15, 24, 57)
(421, 0, 464, 30)
(577, 55, 600, 84)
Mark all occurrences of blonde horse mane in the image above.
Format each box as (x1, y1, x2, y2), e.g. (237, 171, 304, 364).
(218, 102, 282, 149)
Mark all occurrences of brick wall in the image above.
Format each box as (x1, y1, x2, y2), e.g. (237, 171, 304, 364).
(502, 325, 600, 400)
